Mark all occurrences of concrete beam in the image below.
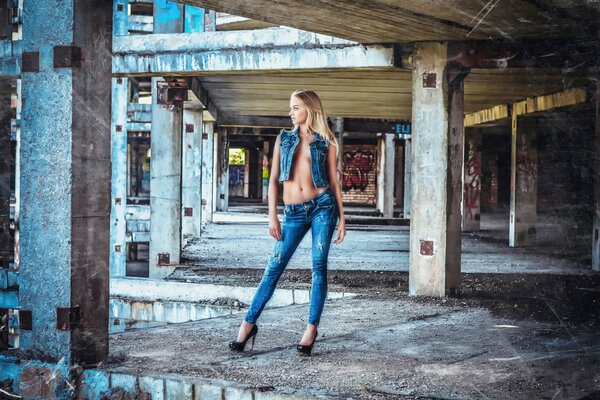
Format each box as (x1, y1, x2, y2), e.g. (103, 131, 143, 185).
(513, 87, 588, 116)
(465, 87, 588, 127)
(112, 29, 398, 76)
(464, 104, 510, 127)
(218, 115, 291, 129)
(0, 40, 21, 77)
(448, 41, 600, 70)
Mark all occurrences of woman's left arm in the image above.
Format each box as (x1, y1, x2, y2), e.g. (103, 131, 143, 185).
(327, 142, 346, 244)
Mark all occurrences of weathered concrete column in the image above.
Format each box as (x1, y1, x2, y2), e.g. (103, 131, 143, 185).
(462, 128, 482, 231)
(403, 139, 412, 218)
(376, 133, 395, 218)
(509, 113, 538, 247)
(181, 108, 203, 243)
(408, 43, 464, 297)
(216, 128, 229, 211)
(0, 80, 11, 269)
(394, 140, 404, 210)
(333, 117, 344, 181)
(201, 121, 215, 224)
(109, 0, 129, 278)
(445, 75, 466, 294)
(262, 140, 270, 204)
(149, 0, 184, 278)
(594, 82, 600, 271)
(18, 0, 112, 389)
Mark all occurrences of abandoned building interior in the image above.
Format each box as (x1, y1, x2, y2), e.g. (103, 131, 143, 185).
(0, 0, 599, 399)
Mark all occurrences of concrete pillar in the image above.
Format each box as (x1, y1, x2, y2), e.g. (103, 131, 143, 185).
(394, 141, 404, 211)
(18, 0, 111, 383)
(462, 128, 482, 231)
(445, 76, 466, 294)
(509, 114, 538, 247)
(109, 0, 129, 278)
(594, 82, 600, 271)
(181, 108, 203, 243)
(0, 80, 11, 269)
(408, 43, 463, 297)
(149, 0, 184, 278)
(262, 140, 270, 204)
(201, 121, 215, 224)
(216, 128, 229, 211)
(377, 133, 395, 218)
(333, 117, 344, 181)
(403, 139, 412, 218)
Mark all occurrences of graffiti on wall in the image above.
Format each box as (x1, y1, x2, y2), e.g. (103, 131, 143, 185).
(229, 166, 245, 188)
(517, 133, 537, 192)
(464, 140, 481, 221)
(342, 150, 374, 192)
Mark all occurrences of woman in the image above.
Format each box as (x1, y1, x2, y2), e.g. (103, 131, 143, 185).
(229, 90, 346, 356)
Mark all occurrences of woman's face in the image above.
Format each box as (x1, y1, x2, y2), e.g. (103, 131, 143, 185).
(289, 96, 308, 126)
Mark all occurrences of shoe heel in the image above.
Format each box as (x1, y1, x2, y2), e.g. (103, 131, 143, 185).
(251, 334, 256, 350)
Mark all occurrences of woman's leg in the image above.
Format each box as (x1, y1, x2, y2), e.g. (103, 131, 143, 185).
(304, 203, 338, 337)
(243, 213, 309, 326)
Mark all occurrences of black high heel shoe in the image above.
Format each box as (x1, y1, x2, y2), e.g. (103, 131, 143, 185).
(297, 329, 318, 356)
(229, 324, 258, 352)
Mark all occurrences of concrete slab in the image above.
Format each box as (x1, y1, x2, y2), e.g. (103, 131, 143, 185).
(179, 211, 591, 276)
(102, 294, 599, 399)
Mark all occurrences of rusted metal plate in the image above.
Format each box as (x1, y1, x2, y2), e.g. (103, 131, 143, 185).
(185, 123, 194, 133)
(53, 45, 81, 68)
(19, 310, 32, 330)
(21, 52, 39, 73)
(157, 253, 170, 265)
(56, 306, 80, 330)
(201, 199, 207, 205)
(422, 72, 436, 88)
(202, 132, 208, 139)
(168, 87, 188, 103)
(184, 207, 193, 216)
(420, 240, 434, 256)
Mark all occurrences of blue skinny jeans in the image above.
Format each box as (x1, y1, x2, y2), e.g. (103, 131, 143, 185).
(244, 188, 338, 326)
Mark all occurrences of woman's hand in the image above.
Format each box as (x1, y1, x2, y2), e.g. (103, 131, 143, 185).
(269, 216, 281, 241)
(334, 219, 346, 244)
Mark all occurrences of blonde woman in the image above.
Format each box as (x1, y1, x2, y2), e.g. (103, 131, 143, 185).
(229, 90, 346, 356)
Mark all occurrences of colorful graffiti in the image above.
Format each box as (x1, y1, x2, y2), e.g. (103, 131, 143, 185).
(517, 133, 537, 192)
(342, 150, 374, 192)
(229, 165, 245, 188)
(464, 140, 481, 221)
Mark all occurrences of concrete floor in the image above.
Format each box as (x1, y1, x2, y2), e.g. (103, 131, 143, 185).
(99, 209, 600, 399)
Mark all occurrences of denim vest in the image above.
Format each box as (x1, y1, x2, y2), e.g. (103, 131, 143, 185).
(278, 127, 330, 188)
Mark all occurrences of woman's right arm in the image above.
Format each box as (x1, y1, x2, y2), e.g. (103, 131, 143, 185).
(268, 134, 282, 240)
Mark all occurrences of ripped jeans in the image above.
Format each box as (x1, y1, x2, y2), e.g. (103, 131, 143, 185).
(244, 188, 338, 326)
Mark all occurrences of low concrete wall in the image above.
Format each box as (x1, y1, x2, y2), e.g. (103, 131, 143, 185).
(83, 369, 322, 400)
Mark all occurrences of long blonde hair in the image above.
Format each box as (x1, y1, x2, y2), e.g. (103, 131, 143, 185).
(291, 90, 338, 148)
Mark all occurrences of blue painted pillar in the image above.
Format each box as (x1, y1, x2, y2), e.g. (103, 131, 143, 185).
(18, 0, 111, 394)
(181, 108, 203, 243)
(110, 0, 129, 278)
(0, 79, 11, 270)
(149, 0, 184, 278)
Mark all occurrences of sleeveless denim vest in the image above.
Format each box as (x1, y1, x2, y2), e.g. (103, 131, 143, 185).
(278, 127, 330, 188)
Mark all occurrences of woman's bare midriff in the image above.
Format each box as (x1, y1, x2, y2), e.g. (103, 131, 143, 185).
(282, 141, 327, 205)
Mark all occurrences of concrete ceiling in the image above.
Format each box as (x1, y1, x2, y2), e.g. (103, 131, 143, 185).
(167, 1, 598, 123)
(199, 68, 587, 120)
(183, 0, 599, 43)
